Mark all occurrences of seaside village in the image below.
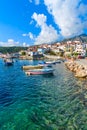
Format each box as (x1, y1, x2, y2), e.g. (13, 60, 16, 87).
(16, 39, 87, 60)
(0, 38, 87, 78)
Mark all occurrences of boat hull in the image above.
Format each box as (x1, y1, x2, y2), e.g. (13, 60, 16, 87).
(22, 65, 44, 70)
(4, 57, 13, 66)
(38, 61, 52, 67)
(25, 69, 54, 75)
(5, 62, 13, 66)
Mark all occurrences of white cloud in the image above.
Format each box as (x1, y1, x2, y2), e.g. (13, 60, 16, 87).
(29, 0, 32, 3)
(35, 0, 40, 5)
(0, 39, 29, 47)
(22, 32, 34, 40)
(0, 39, 20, 47)
(32, 12, 59, 44)
(35, 24, 59, 44)
(32, 13, 47, 26)
(29, 32, 34, 40)
(22, 42, 29, 47)
(29, 20, 34, 25)
(44, 0, 87, 38)
(29, 0, 40, 5)
(22, 34, 27, 37)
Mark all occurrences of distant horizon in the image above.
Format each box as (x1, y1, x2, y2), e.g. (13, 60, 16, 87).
(0, 0, 87, 46)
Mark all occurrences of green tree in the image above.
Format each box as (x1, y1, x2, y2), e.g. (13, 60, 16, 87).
(21, 51, 26, 55)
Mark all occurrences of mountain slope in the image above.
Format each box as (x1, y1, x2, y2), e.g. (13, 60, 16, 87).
(63, 34, 87, 43)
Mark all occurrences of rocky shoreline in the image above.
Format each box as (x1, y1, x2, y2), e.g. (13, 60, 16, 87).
(65, 60, 87, 78)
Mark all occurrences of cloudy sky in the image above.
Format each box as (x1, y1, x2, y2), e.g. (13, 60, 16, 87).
(0, 0, 87, 46)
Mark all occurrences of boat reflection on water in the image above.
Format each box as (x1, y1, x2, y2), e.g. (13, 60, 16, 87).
(42, 72, 54, 78)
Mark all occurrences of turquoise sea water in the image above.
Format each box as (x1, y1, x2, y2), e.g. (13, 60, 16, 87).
(0, 58, 87, 130)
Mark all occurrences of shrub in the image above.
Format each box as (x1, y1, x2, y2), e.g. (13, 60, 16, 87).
(21, 51, 26, 55)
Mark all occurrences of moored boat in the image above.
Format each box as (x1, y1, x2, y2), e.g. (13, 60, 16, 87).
(45, 61, 56, 65)
(38, 61, 52, 67)
(25, 68, 54, 75)
(55, 60, 61, 64)
(22, 65, 44, 70)
(4, 58, 13, 66)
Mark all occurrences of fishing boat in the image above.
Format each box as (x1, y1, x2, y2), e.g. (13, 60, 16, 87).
(55, 60, 61, 64)
(38, 61, 52, 67)
(45, 61, 56, 65)
(22, 65, 44, 70)
(4, 58, 13, 66)
(25, 68, 54, 75)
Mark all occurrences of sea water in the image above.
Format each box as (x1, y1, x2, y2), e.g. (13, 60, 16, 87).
(0, 59, 87, 130)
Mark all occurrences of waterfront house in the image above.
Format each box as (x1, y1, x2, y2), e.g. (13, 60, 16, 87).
(58, 45, 66, 51)
(27, 48, 44, 60)
(32, 52, 44, 60)
(75, 44, 86, 56)
(37, 48, 45, 54)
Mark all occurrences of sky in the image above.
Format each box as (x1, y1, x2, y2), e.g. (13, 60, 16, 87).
(0, 0, 87, 46)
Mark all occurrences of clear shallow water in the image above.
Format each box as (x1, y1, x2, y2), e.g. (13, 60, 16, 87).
(0, 59, 87, 130)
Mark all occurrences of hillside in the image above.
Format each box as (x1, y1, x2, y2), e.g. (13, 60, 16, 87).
(0, 46, 28, 54)
(63, 34, 87, 43)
